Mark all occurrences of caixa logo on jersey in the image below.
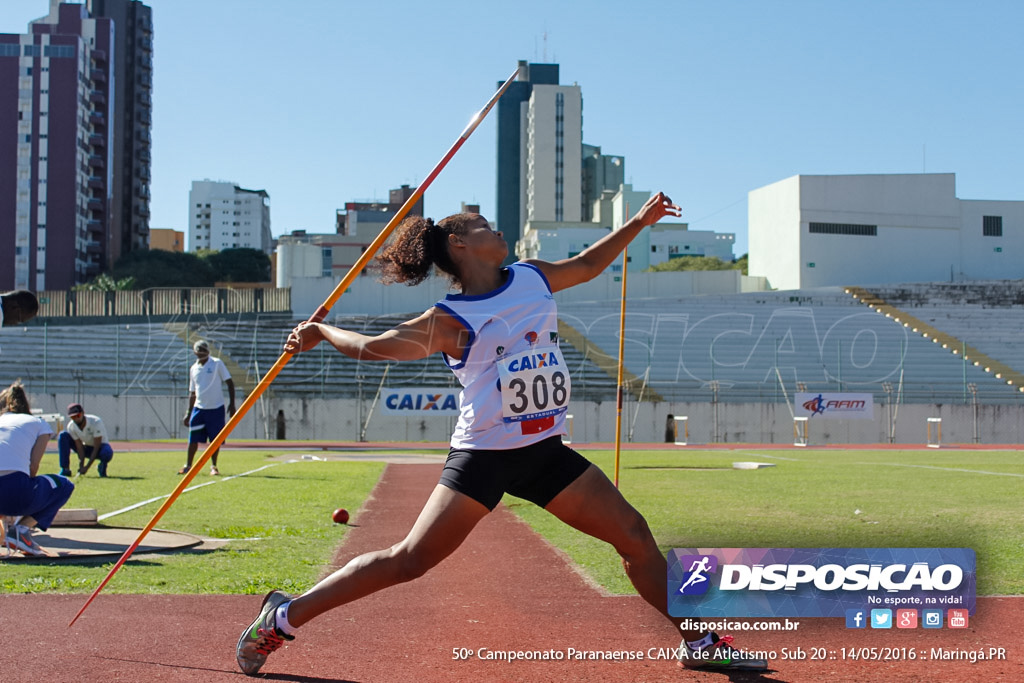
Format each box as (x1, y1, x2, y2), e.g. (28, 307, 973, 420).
(667, 548, 976, 618)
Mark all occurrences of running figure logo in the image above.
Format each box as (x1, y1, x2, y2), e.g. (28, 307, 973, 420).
(677, 554, 718, 596)
(802, 394, 826, 415)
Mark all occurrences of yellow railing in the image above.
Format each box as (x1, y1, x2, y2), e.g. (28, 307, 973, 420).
(845, 286, 1024, 394)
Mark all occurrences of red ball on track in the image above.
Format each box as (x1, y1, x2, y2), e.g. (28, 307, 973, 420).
(332, 508, 350, 524)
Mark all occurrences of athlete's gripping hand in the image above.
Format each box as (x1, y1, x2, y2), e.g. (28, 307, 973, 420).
(285, 322, 326, 354)
(632, 191, 681, 228)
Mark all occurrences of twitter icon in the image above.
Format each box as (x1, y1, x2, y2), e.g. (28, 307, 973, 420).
(871, 609, 893, 629)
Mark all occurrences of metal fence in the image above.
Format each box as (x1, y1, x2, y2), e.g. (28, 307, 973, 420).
(35, 286, 290, 319)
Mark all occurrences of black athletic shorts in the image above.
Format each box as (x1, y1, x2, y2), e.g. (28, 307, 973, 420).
(438, 435, 592, 511)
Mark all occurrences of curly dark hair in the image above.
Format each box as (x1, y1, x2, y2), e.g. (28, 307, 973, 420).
(0, 381, 31, 415)
(375, 213, 479, 288)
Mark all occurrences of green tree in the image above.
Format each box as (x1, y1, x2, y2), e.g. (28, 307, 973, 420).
(73, 273, 137, 291)
(203, 248, 271, 283)
(645, 253, 748, 275)
(111, 250, 216, 288)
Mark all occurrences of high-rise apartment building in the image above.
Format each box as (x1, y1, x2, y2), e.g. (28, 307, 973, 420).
(189, 180, 273, 254)
(581, 144, 625, 221)
(494, 61, 560, 255)
(0, 3, 114, 291)
(86, 0, 153, 264)
(522, 81, 583, 225)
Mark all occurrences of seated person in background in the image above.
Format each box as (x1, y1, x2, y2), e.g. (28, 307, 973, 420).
(59, 403, 114, 477)
(0, 382, 74, 557)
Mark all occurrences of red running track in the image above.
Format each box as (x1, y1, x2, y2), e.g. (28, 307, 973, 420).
(1, 463, 1020, 682)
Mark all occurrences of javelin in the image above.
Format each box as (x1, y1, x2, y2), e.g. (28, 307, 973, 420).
(612, 204, 629, 488)
(69, 66, 521, 627)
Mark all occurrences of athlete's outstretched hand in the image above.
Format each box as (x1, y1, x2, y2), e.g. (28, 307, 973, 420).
(632, 191, 681, 228)
(285, 321, 325, 354)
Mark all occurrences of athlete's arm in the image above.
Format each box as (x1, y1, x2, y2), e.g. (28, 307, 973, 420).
(285, 307, 467, 362)
(28, 434, 50, 478)
(523, 192, 681, 292)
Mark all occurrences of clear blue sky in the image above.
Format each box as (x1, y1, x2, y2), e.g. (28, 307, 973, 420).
(5, 0, 1022, 256)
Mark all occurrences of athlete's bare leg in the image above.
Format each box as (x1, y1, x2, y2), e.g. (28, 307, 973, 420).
(544, 464, 702, 640)
(286, 483, 490, 627)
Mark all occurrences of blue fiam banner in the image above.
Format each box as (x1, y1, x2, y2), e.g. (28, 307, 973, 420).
(667, 548, 975, 618)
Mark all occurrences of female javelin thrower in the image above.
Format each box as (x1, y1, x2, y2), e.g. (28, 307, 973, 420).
(237, 192, 767, 674)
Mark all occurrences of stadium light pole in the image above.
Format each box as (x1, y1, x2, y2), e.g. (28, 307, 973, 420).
(69, 67, 522, 628)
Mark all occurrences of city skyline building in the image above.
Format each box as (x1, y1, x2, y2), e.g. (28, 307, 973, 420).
(0, 3, 114, 291)
(188, 180, 272, 254)
(148, 227, 182, 252)
(85, 0, 153, 265)
(335, 184, 423, 236)
(521, 80, 583, 226)
(581, 144, 624, 222)
(494, 60, 560, 258)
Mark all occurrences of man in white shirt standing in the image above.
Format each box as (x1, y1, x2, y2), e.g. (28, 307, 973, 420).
(58, 403, 115, 477)
(181, 340, 235, 476)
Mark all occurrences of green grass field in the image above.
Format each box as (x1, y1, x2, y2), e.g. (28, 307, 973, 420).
(3, 446, 1021, 597)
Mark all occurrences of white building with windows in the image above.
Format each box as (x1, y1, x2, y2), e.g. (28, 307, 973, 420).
(522, 83, 583, 224)
(188, 180, 272, 254)
(749, 173, 1024, 290)
(517, 184, 735, 273)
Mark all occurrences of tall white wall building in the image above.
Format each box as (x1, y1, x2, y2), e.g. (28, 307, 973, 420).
(188, 180, 272, 253)
(522, 84, 583, 224)
(749, 173, 1024, 290)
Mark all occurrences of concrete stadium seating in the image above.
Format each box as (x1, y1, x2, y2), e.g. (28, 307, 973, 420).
(4, 282, 1021, 406)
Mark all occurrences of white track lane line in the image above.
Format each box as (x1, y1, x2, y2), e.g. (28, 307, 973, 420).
(739, 452, 1024, 478)
(846, 462, 1024, 478)
(97, 462, 284, 521)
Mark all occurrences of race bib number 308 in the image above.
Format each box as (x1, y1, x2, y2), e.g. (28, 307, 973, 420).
(497, 345, 571, 423)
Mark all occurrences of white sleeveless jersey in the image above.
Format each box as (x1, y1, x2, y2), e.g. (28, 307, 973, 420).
(436, 262, 570, 450)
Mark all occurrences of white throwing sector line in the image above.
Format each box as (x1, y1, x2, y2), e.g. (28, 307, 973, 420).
(97, 463, 282, 521)
(849, 461, 1024, 478)
(742, 453, 1024, 478)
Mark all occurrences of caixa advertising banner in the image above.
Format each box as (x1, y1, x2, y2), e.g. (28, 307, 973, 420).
(795, 392, 874, 419)
(667, 548, 975, 618)
(380, 388, 461, 416)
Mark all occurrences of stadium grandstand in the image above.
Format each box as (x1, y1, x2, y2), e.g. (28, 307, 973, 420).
(3, 281, 1023, 444)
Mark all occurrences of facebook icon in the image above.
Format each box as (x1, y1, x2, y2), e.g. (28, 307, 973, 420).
(845, 609, 866, 629)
